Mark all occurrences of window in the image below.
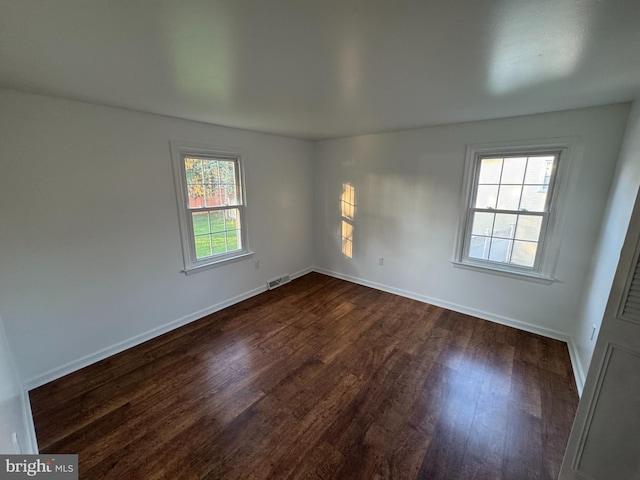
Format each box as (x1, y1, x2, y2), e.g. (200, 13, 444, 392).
(171, 141, 250, 273)
(454, 139, 575, 282)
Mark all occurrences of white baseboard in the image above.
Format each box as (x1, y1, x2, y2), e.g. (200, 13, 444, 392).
(292, 266, 314, 278)
(567, 339, 586, 396)
(23, 266, 312, 390)
(21, 389, 38, 453)
(314, 267, 585, 392)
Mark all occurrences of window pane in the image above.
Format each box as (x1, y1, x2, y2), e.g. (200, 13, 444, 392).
(478, 158, 502, 184)
(209, 211, 224, 233)
(475, 185, 498, 209)
(471, 212, 494, 236)
(204, 184, 223, 207)
(184, 158, 203, 184)
(188, 184, 205, 208)
(488, 237, 512, 263)
(222, 183, 240, 206)
(211, 232, 227, 254)
(515, 216, 542, 241)
(469, 235, 490, 260)
(493, 214, 516, 239)
(201, 159, 219, 184)
(511, 240, 537, 267)
(194, 234, 212, 259)
(524, 156, 554, 184)
(227, 229, 241, 251)
(224, 208, 239, 231)
(226, 209, 241, 250)
(192, 211, 210, 235)
(497, 185, 522, 210)
(520, 186, 548, 211)
(218, 161, 237, 184)
(501, 157, 527, 184)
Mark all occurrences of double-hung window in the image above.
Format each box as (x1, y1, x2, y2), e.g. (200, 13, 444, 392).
(171, 141, 250, 273)
(455, 139, 575, 282)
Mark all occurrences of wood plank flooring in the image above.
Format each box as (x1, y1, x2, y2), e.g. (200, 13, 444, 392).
(30, 272, 579, 479)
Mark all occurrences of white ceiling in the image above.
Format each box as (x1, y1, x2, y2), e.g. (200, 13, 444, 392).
(1, 0, 639, 140)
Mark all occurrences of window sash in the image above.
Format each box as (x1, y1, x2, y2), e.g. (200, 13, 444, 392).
(189, 206, 243, 261)
(471, 152, 559, 211)
(183, 155, 243, 209)
(463, 208, 549, 270)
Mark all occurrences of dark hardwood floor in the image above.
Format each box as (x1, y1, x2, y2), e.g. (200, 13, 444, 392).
(30, 272, 579, 479)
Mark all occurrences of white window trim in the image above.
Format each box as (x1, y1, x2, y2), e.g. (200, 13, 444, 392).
(452, 137, 581, 283)
(170, 140, 253, 274)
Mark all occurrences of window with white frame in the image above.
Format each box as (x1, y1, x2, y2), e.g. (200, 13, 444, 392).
(171, 142, 250, 273)
(455, 140, 574, 281)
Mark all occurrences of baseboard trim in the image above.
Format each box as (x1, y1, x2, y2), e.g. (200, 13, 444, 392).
(23, 266, 313, 390)
(292, 266, 314, 279)
(567, 339, 586, 396)
(21, 389, 39, 453)
(314, 267, 586, 386)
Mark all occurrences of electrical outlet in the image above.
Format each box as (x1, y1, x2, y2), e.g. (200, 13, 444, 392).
(378, 257, 384, 266)
(255, 260, 260, 269)
(591, 324, 597, 341)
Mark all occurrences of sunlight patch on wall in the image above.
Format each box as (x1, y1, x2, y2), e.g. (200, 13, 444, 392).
(341, 220, 353, 259)
(341, 183, 356, 220)
(341, 183, 356, 258)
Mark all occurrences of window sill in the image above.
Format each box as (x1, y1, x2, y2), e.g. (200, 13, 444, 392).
(451, 260, 556, 284)
(183, 251, 255, 275)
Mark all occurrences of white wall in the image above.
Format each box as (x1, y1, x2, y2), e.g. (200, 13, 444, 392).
(0, 89, 314, 386)
(314, 105, 630, 369)
(0, 316, 36, 453)
(574, 101, 640, 383)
